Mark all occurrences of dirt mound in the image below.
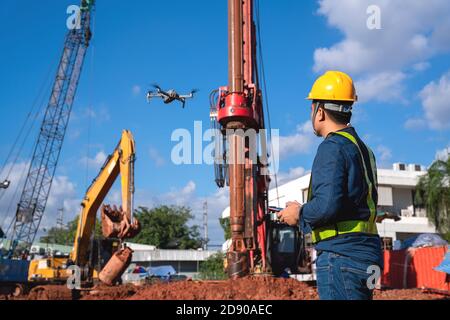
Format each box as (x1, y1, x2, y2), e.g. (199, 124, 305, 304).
(83, 284, 138, 300)
(128, 277, 318, 300)
(7, 277, 448, 300)
(373, 288, 447, 300)
(27, 285, 74, 301)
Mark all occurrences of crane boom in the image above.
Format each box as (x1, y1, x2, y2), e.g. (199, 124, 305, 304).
(7, 0, 95, 256)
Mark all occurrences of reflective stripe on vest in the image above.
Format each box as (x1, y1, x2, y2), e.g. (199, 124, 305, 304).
(309, 131, 378, 244)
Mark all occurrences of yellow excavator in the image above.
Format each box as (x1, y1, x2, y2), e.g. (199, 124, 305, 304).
(27, 130, 140, 287)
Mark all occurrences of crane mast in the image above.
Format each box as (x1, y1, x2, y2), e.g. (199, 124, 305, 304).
(213, 0, 270, 278)
(7, 0, 95, 256)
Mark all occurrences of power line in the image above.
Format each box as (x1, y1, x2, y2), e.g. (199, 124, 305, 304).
(0, 62, 55, 182)
(255, 0, 280, 207)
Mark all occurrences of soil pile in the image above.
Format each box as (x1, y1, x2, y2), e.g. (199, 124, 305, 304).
(3, 277, 448, 300)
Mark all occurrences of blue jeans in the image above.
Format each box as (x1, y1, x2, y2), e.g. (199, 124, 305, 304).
(316, 251, 375, 300)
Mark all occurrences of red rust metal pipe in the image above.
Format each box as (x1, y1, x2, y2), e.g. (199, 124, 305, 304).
(229, 0, 244, 93)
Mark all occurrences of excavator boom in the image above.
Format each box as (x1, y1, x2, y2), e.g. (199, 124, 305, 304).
(28, 130, 140, 286)
(71, 130, 137, 266)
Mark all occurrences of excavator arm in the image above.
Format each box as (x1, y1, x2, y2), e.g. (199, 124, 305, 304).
(71, 130, 139, 268)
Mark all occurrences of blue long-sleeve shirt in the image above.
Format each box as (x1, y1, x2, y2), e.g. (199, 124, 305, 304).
(300, 127, 383, 266)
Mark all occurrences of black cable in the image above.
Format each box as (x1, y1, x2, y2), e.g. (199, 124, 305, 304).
(255, 0, 280, 206)
(0, 63, 54, 181)
(0, 162, 27, 235)
(0, 63, 54, 232)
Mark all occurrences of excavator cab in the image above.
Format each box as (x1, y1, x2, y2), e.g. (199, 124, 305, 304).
(88, 238, 120, 279)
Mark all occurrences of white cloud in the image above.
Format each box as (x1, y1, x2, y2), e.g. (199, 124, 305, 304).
(314, 39, 375, 75)
(132, 85, 142, 97)
(356, 72, 406, 103)
(436, 146, 450, 161)
(278, 121, 316, 159)
(181, 181, 196, 195)
(404, 118, 427, 131)
(83, 106, 111, 122)
(377, 145, 392, 163)
(0, 162, 80, 237)
(314, 0, 450, 103)
(419, 71, 450, 130)
(0, 162, 29, 231)
(275, 167, 307, 185)
(413, 62, 431, 72)
(68, 129, 81, 140)
(315, 0, 450, 73)
(43, 176, 80, 228)
(80, 151, 107, 170)
(149, 147, 165, 167)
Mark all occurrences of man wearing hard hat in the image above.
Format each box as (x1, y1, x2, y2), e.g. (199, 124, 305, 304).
(278, 71, 383, 300)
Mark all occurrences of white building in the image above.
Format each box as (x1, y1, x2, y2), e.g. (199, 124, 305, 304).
(222, 163, 437, 247)
(125, 243, 218, 278)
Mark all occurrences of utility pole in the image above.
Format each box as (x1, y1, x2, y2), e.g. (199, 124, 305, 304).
(203, 201, 208, 250)
(56, 208, 64, 230)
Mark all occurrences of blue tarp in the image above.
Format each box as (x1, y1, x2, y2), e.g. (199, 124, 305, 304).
(148, 266, 176, 278)
(435, 250, 450, 275)
(399, 233, 448, 250)
(0, 259, 29, 283)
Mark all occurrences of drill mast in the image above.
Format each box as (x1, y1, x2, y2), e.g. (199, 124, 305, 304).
(213, 0, 270, 277)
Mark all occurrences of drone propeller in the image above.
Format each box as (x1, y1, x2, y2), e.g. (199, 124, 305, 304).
(151, 83, 162, 92)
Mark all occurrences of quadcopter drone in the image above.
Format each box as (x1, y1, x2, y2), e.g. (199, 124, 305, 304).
(146, 84, 198, 109)
(0, 180, 10, 190)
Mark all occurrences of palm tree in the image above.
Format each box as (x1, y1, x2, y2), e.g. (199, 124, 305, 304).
(415, 154, 450, 239)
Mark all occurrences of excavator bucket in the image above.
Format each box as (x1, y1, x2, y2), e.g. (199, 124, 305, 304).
(99, 246, 133, 286)
(99, 205, 140, 286)
(101, 205, 141, 239)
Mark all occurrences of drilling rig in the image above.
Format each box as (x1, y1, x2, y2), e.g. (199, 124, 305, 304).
(211, 0, 306, 278)
(2, 0, 95, 258)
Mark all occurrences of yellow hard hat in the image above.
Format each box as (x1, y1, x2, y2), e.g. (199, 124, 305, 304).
(307, 71, 358, 102)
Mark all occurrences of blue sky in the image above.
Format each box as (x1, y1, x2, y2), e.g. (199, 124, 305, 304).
(1, 0, 449, 246)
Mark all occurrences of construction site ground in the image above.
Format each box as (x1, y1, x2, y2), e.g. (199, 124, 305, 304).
(2, 277, 448, 300)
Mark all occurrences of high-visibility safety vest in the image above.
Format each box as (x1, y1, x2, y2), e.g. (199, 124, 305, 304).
(309, 131, 379, 244)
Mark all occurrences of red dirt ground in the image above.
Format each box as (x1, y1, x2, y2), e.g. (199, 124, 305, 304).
(2, 277, 448, 300)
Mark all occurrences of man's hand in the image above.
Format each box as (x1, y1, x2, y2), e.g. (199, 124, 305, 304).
(277, 201, 302, 226)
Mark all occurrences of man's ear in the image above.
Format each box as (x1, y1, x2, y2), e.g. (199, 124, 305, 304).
(318, 107, 326, 122)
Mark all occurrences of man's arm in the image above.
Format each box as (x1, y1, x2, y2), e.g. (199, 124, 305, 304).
(301, 140, 347, 230)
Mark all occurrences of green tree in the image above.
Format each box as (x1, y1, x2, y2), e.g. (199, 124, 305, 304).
(219, 217, 231, 240)
(199, 252, 227, 280)
(40, 215, 102, 246)
(132, 205, 202, 249)
(415, 156, 450, 239)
